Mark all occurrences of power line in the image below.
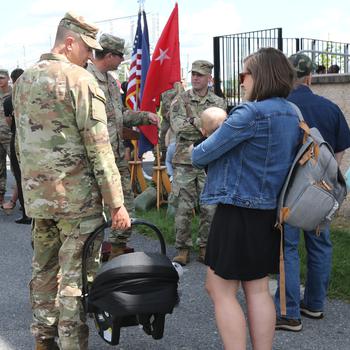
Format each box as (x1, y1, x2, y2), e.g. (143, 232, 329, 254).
(95, 12, 151, 24)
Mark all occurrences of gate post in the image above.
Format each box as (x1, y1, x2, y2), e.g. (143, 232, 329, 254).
(278, 28, 283, 51)
(213, 36, 221, 97)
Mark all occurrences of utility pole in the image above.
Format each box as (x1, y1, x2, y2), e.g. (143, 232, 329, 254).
(130, 19, 135, 45)
(23, 45, 26, 68)
(150, 12, 159, 52)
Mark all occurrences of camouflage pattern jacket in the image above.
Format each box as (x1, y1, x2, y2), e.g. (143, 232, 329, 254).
(13, 53, 124, 219)
(0, 87, 12, 144)
(170, 89, 226, 165)
(87, 63, 150, 161)
(160, 88, 178, 122)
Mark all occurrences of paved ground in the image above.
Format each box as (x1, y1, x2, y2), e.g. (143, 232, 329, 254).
(1, 168, 350, 349)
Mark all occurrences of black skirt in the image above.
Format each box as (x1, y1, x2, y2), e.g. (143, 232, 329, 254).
(205, 204, 280, 281)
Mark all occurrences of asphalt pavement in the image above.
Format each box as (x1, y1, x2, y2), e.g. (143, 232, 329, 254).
(1, 169, 350, 350)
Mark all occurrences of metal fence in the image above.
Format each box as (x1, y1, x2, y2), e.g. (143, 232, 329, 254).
(213, 28, 350, 108)
(283, 38, 349, 73)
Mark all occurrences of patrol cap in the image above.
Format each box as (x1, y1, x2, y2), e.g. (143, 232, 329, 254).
(99, 33, 125, 56)
(59, 12, 102, 51)
(191, 60, 214, 75)
(288, 53, 316, 78)
(0, 69, 9, 78)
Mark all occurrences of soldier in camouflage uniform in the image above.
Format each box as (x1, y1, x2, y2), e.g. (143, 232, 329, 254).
(0, 69, 12, 206)
(13, 12, 130, 350)
(87, 33, 159, 257)
(159, 81, 184, 162)
(170, 60, 226, 265)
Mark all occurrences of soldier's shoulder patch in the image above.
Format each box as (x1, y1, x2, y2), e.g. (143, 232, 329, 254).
(89, 84, 106, 104)
(170, 98, 180, 113)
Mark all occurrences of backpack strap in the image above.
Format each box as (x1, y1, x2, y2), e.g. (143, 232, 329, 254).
(277, 224, 287, 316)
(276, 101, 310, 317)
(287, 101, 313, 145)
(287, 101, 304, 122)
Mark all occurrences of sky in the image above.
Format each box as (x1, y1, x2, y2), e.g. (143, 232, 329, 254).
(1, 0, 350, 75)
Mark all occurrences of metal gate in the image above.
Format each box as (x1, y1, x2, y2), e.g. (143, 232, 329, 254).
(213, 28, 350, 109)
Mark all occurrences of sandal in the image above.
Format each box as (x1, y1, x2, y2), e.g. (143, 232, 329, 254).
(2, 199, 16, 211)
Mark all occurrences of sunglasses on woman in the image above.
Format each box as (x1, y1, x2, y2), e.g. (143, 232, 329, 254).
(239, 71, 251, 84)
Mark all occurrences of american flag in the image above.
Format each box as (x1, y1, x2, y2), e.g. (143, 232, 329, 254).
(125, 12, 143, 111)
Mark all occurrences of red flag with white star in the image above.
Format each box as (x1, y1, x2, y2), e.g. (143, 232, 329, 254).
(140, 2, 181, 145)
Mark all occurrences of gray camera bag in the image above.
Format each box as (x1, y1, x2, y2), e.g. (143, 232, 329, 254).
(276, 102, 347, 316)
(277, 103, 347, 231)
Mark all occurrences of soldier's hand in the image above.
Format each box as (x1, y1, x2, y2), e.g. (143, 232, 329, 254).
(110, 205, 131, 230)
(147, 112, 160, 128)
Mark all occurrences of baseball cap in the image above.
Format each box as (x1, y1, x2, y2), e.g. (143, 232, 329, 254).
(0, 69, 9, 78)
(99, 34, 126, 56)
(289, 53, 316, 78)
(191, 60, 214, 75)
(59, 12, 102, 51)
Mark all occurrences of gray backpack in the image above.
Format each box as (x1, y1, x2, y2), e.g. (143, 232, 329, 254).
(276, 102, 347, 316)
(277, 102, 347, 231)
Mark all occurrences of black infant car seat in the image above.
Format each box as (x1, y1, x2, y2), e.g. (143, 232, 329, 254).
(81, 219, 180, 346)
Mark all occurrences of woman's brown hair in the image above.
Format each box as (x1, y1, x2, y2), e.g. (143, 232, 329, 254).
(243, 47, 295, 101)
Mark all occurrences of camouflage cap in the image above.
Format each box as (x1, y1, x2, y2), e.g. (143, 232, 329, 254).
(289, 53, 316, 78)
(59, 12, 102, 50)
(0, 69, 9, 78)
(191, 60, 214, 75)
(99, 33, 125, 55)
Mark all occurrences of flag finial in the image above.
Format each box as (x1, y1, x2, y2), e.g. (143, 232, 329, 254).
(137, 0, 145, 10)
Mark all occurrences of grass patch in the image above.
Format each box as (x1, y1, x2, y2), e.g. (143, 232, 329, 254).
(299, 227, 350, 302)
(136, 208, 350, 302)
(328, 229, 350, 301)
(135, 207, 199, 248)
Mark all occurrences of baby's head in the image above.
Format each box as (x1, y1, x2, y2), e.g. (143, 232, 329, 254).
(200, 107, 227, 137)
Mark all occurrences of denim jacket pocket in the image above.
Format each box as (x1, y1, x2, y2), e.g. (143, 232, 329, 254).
(206, 158, 230, 195)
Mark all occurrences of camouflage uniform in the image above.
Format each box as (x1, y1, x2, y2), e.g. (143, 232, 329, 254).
(13, 13, 123, 350)
(170, 86, 226, 249)
(159, 83, 183, 160)
(88, 33, 152, 246)
(0, 70, 12, 199)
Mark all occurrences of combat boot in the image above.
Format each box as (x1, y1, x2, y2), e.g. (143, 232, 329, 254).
(109, 243, 134, 260)
(35, 338, 59, 350)
(173, 248, 190, 266)
(197, 247, 206, 264)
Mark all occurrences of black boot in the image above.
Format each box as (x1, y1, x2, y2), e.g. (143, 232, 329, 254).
(15, 215, 32, 224)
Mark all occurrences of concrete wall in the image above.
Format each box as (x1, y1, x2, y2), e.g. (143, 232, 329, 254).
(311, 74, 350, 217)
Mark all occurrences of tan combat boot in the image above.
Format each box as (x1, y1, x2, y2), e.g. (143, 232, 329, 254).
(197, 247, 206, 263)
(173, 248, 190, 266)
(35, 339, 59, 350)
(109, 243, 134, 260)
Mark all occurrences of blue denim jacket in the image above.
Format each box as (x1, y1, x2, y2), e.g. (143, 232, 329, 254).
(192, 98, 301, 209)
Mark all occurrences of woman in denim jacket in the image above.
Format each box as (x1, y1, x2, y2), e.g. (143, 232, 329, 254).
(192, 48, 301, 350)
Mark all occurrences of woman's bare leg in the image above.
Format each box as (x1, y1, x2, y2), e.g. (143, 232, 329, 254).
(242, 277, 275, 350)
(206, 268, 246, 350)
